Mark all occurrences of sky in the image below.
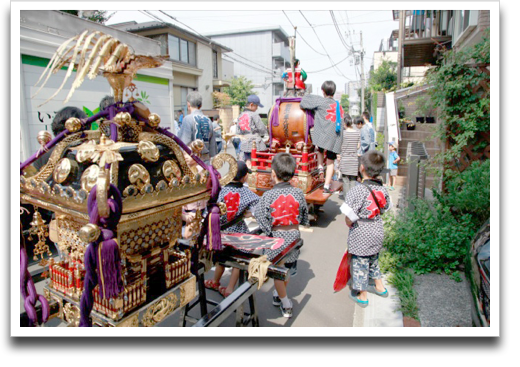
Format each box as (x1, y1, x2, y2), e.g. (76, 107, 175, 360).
(106, 9, 398, 95)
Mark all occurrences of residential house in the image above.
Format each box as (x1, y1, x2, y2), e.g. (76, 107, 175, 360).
(205, 26, 292, 116)
(19, 10, 176, 161)
(111, 21, 234, 119)
(386, 10, 490, 191)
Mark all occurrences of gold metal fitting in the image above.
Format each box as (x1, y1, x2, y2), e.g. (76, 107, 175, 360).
(217, 202, 227, 215)
(30, 211, 46, 228)
(65, 117, 82, 133)
(37, 130, 52, 148)
(148, 113, 161, 128)
(114, 112, 132, 125)
(78, 223, 101, 244)
(189, 139, 204, 155)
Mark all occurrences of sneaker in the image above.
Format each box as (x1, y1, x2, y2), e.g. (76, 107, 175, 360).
(323, 187, 332, 194)
(272, 295, 281, 306)
(279, 304, 293, 318)
(389, 186, 395, 191)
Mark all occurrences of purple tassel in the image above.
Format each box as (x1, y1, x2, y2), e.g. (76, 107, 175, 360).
(97, 238, 123, 299)
(79, 243, 98, 327)
(206, 204, 222, 251)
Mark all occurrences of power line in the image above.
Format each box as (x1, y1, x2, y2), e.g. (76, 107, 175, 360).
(330, 11, 354, 54)
(299, 10, 352, 81)
(223, 55, 276, 76)
(149, 11, 277, 76)
(306, 54, 350, 73)
(282, 10, 328, 57)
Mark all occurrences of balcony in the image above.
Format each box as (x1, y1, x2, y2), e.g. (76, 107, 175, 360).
(395, 10, 453, 67)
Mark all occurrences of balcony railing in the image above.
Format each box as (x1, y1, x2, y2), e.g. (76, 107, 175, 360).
(396, 10, 454, 67)
(402, 10, 453, 41)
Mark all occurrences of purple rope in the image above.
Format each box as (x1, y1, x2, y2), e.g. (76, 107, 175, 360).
(79, 183, 123, 327)
(156, 126, 223, 251)
(20, 231, 49, 326)
(269, 97, 315, 144)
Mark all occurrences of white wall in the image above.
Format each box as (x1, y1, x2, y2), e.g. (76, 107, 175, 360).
(19, 10, 175, 161)
(197, 43, 214, 110)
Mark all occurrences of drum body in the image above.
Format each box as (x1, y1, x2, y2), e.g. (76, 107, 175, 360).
(269, 101, 312, 151)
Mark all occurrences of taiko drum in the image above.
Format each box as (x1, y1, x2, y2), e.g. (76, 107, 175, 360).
(269, 102, 312, 150)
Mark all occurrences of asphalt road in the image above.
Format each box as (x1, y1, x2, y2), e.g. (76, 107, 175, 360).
(164, 143, 356, 327)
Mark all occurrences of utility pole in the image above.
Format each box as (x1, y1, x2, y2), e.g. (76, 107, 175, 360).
(397, 10, 405, 86)
(359, 31, 365, 114)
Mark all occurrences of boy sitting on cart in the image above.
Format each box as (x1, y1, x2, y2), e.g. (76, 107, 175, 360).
(254, 153, 309, 318)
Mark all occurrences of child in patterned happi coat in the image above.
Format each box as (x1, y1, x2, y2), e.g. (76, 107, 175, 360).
(236, 95, 268, 167)
(204, 161, 260, 297)
(341, 150, 392, 308)
(300, 80, 344, 194)
(255, 153, 309, 318)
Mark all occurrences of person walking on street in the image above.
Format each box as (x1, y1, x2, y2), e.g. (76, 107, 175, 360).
(341, 150, 392, 308)
(177, 91, 217, 163)
(339, 114, 360, 197)
(362, 111, 376, 151)
(212, 116, 223, 153)
(300, 80, 344, 194)
(229, 119, 241, 158)
(236, 95, 268, 167)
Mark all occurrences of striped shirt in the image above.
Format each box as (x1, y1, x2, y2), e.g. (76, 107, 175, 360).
(339, 129, 361, 176)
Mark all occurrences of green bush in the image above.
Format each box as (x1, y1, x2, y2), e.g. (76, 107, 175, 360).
(434, 160, 490, 225)
(384, 199, 476, 274)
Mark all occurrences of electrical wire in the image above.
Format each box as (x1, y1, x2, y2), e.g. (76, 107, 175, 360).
(299, 10, 352, 81)
(223, 55, 276, 76)
(282, 10, 328, 57)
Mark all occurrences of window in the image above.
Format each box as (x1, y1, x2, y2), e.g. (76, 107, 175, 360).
(168, 35, 196, 66)
(212, 51, 218, 79)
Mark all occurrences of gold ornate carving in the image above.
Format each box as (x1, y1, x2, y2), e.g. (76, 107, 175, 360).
(138, 132, 193, 180)
(63, 302, 80, 327)
(53, 158, 77, 184)
(179, 276, 196, 307)
(117, 313, 139, 327)
(137, 141, 160, 162)
(162, 160, 182, 182)
(128, 164, 150, 191)
(212, 152, 238, 187)
(96, 169, 110, 218)
(141, 293, 178, 327)
(80, 164, 100, 192)
(75, 134, 135, 167)
(27, 132, 84, 184)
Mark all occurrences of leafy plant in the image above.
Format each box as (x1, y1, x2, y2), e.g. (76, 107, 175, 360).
(433, 160, 490, 225)
(222, 76, 256, 109)
(60, 10, 114, 24)
(383, 199, 477, 275)
(368, 59, 398, 93)
(425, 29, 490, 166)
(212, 91, 231, 109)
(340, 94, 350, 113)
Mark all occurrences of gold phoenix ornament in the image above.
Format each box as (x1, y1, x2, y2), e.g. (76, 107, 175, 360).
(28, 211, 52, 266)
(31, 30, 168, 106)
(75, 134, 135, 167)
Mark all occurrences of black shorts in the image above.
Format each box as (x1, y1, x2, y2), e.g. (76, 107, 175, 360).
(318, 147, 337, 160)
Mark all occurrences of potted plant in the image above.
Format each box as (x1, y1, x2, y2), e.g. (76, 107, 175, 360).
(405, 118, 415, 130)
(415, 116, 425, 123)
(398, 101, 406, 119)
